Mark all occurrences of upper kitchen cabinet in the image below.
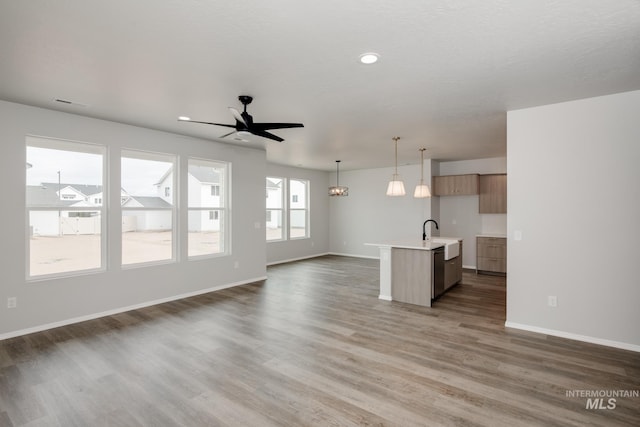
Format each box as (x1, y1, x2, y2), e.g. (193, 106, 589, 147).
(433, 174, 479, 196)
(479, 174, 507, 213)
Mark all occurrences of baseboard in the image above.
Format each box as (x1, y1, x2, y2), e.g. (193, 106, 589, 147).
(328, 252, 379, 260)
(267, 252, 330, 266)
(378, 295, 392, 301)
(0, 276, 267, 341)
(504, 321, 640, 353)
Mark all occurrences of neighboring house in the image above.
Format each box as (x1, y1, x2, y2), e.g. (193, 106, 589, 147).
(156, 165, 223, 232)
(28, 167, 223, 236)
(27, 182, 171, 236)
(121, 195, 173, 233)
(27, 183, 102, 236)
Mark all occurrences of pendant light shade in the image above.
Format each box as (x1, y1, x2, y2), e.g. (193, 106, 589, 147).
(414, 148, 431, 198)
(329, 160, 349, 196)
(386, 137, 406, 196)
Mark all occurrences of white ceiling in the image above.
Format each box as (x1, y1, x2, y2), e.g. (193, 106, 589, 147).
(1, 0, 639, 171)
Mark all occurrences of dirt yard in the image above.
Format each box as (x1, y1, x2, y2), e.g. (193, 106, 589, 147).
(29, 231, 222, 276)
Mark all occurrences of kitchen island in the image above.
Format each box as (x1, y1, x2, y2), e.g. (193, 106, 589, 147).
(366, 238, 462, 307)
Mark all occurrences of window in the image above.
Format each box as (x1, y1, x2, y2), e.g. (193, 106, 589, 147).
(26, 136, 106, 278)
(266, 177, 309, 241)
(266, 177, 284, 241)
(188, 158, 229, 258)
(121, 150, 175, 266)
(289, 179, 309, 239)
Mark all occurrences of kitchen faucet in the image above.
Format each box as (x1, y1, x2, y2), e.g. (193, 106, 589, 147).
(422, 219, 439, 241)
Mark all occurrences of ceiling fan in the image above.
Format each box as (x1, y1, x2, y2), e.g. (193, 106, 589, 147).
(178, 95, 303, 142)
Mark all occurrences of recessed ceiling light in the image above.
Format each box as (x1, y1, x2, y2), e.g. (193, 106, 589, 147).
(178, 116, 191, 121)
(359, 52, 380, 64)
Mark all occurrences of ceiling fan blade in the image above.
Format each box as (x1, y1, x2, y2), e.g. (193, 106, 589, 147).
(218, 130, 237, 138)
(229, 107, 247, 127)
(250, 129, 284, 142)
(180, 119, 236, 128)
(252, 122, 304, 131)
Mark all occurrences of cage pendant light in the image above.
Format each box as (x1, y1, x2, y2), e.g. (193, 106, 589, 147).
(414, 148, 432, 198)
(386, 137, 406, 196)
(329, 160, 349, 196)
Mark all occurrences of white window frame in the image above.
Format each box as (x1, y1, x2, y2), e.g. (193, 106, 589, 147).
(187, 157, 230, 259)
(266, 176, 286, 242)
(25, 136, 107, 280)
(289, 178, 309, 240)
(266, 177, 310, 241)
(121, 149, 177, 268)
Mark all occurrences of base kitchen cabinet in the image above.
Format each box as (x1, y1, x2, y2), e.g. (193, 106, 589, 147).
(444, 240, 463, 290)
(476, 236, 506, 274)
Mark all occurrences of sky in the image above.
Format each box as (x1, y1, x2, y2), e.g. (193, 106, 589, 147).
(27, 146, 172, 196)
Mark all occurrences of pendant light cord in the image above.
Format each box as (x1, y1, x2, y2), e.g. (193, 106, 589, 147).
(393, 137, 400, 174)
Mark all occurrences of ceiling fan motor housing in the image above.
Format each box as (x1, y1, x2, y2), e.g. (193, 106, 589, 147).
(238, 95, 253, 106)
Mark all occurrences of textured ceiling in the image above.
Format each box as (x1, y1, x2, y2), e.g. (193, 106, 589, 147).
(1, 0, 639, 170)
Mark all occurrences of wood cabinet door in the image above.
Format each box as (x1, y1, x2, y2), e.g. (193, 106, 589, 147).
(455, 174, 479, 195)
(479, 174, 507, 213)
(433, 175, 479, 196)
(433, 176, 452, 196)
(476, 237, 507, 273)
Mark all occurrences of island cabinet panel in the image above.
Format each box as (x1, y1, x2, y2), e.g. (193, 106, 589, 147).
(479, 174, 507, 213)
(444, 241, 463, 290)
(433, 174, 479, 196)
(444, 259, 458, 290)
(477, 236, 507, 274)
(391, 248, 432, 307)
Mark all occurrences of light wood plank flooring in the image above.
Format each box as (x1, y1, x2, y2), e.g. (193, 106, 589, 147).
(1, 255, 638, 426)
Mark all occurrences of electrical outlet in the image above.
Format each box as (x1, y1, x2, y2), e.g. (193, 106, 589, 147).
(234, 261, 239, 269)
(7, 297, 17, 309)
(514, 230, 522, 241)
(548, 296, 557, 307)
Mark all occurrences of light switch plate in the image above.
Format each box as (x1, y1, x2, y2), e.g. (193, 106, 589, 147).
(514, 230, 522, 241)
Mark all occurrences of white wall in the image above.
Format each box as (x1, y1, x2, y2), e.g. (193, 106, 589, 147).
(266, 163, 330, 264)
(329, 162, 434, 258)
(437, 157, 507, 268)
(507, 90, 640, 350)
(0, 100, 267, 338)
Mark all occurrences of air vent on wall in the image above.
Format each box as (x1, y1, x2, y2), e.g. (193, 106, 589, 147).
(53, 98, 89, 107)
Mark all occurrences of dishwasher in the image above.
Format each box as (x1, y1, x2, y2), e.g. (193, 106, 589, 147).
(431, 247, 445, 299)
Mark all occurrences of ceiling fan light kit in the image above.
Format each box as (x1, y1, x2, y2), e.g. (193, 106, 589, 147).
(414, 148, 431, 198)
(386, 136, 406, 196)
(178, 95, 303, 142)
(329, 160, 349, 196)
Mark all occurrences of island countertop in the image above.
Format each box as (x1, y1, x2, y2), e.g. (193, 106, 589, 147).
(365, 239, 446, 251)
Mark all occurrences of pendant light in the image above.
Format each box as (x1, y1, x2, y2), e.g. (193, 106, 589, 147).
(386, 137, 406, 196)
(414, 148, 432, 198)
(328, 160, 349, 196)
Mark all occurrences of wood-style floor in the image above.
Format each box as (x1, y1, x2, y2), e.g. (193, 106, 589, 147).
(1, 255, 638, 426)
